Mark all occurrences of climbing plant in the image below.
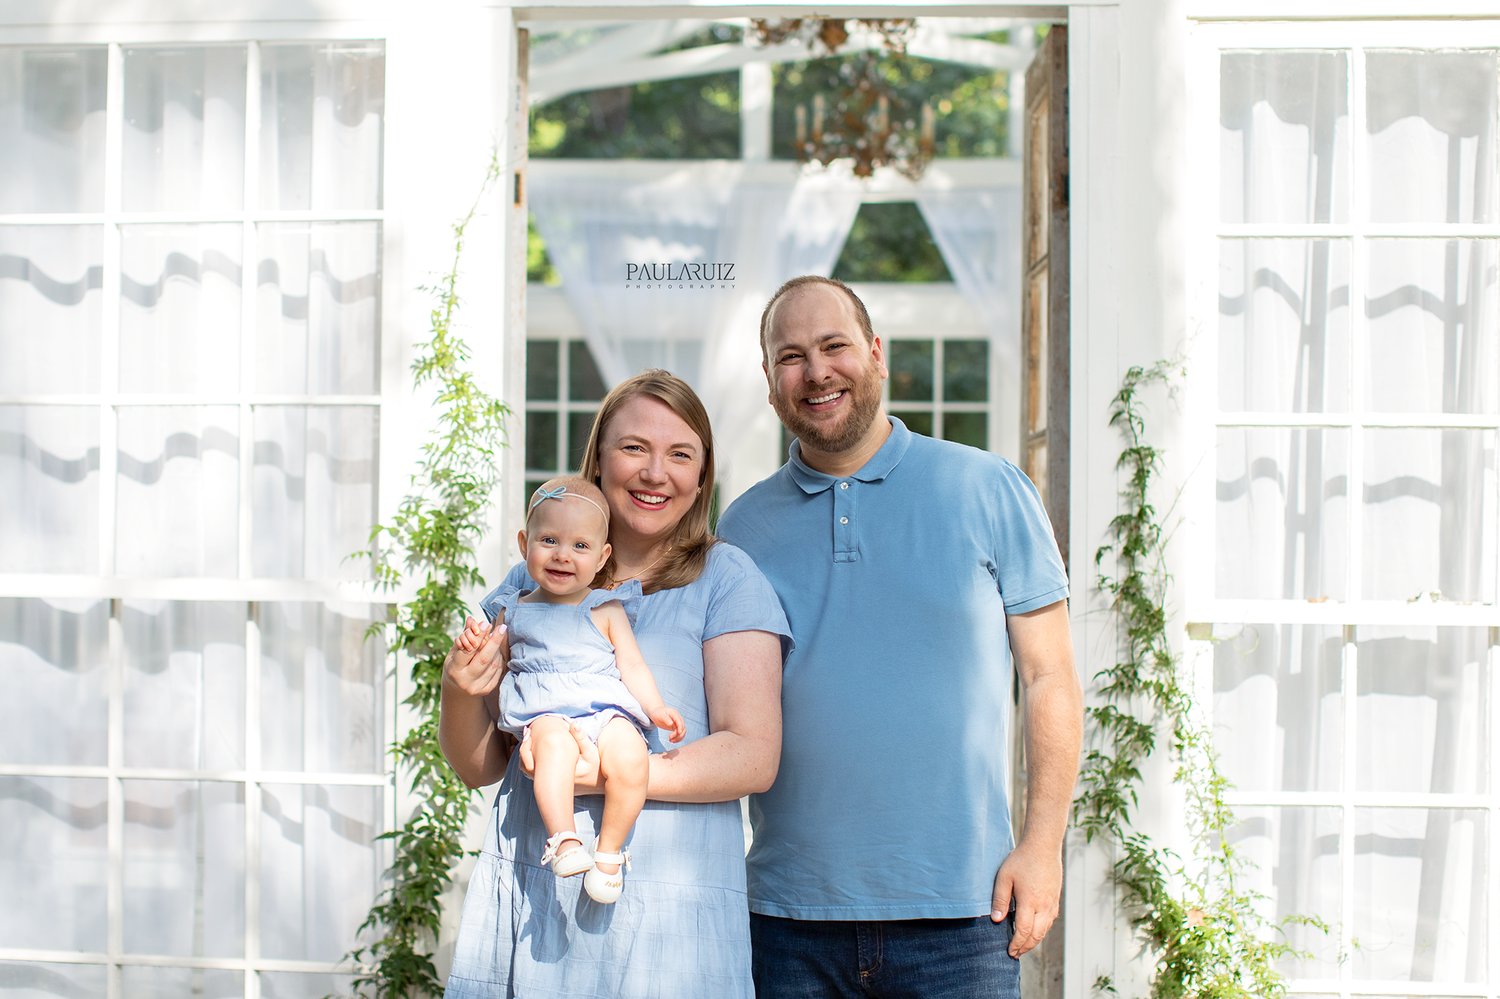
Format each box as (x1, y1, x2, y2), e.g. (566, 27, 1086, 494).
(1076, 362, 1323, 998)
(343, 154, 509, 998)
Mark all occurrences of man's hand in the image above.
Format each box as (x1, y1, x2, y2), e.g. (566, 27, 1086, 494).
(991, 838, 1063, 957)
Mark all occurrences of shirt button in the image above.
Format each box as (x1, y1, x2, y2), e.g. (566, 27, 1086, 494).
(839, 482, 849, 490)
(839, 516, 849, 525)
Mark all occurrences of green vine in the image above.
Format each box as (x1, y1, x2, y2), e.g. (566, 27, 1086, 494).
(1075, 362, 1323, 998)
(343, 154, 509, 998)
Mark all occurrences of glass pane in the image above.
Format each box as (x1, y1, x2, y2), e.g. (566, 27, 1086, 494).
(1219, 238, 1350, 413)
(256, 222, 382, 395)
(943, 340, 988, 403)
(567, 410, 596, 470)
(1362, 428, 1495, 603)
(0, 405, 99, 574)
(259, 783, 382, 961)
(889, 340, 934, 402)
(259, 602, 384, 774)
(252, 405, 378, 579)
(119, 225, 242, 395)
(1365, 239, 1498, 414)
(1220, 51, 1349, 224)
(122, 780, 245, 957)
(0, 225, 102, 394)
(567, 340, 607, 401)
(116, 406, 238, 577)
(1356, 627, 1487, 794)
(526, 339, 559, 401)
(943, 412, 987, 450)
(122, 46, 246, 212)
(0, 962, 108, 998)
(891, 410, 932, 436)
(1353, 807, 1485, 981)
(1212, 623, 1343, 793)
(0, 777, 108, 951)
(524, 410, 559, 472)
(259, 43, 384, 210)
(0, 599, 108, 767)
(120, 968, 241, 998)
(1366, 50, 1497, 224)
(122, 600, 245, 770)
(1226, 806, 1342, 979)
(523, 476, 547, 512)
(0, 47, 107, 213)
(261, 972, 357, 998)
(1215, 427, 1349, 599)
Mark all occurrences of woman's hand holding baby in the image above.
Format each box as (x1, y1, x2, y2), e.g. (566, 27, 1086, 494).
(445, 615, 508, 697)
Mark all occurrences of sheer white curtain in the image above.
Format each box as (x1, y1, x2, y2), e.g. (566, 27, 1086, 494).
(1215, 47, 1498, 985)
(528, 162, 860, 446)
(916, 184, 1023, 458)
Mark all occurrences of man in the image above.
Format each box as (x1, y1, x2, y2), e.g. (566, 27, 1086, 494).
(716, 275, 1083, 998)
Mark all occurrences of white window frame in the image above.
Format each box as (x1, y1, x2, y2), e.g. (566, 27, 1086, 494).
(0, 14, 409, 998)
(1185, 19, 1500, 999)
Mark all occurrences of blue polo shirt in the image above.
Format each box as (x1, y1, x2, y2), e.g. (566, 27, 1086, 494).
(717, 417, 1069, 919)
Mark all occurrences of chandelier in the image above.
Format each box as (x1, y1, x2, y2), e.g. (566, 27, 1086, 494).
(752, 17, 936, 180)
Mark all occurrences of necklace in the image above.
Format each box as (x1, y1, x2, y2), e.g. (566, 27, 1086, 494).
(606, 548, 668, 588)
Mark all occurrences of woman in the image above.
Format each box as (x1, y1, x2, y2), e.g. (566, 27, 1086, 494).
(440, 369, 788, 998)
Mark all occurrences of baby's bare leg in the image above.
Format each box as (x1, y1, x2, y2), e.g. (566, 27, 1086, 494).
(528, 716, 582, 838)
(594, 717, 648, 873)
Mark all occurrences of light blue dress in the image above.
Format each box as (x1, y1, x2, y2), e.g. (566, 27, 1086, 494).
(444, 543, 791, 999)
(487, 581, 651, 744)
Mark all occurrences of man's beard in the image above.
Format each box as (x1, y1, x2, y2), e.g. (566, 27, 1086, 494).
(773, 365, 884, 457)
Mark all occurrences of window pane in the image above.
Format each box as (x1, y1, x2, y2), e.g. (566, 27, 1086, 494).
(567, 339, 606, 401)
(526, 339, 560, 401)
(0, 225, 102, 394)
(259, 783, 382, 961)
(122, 600, 245, 770)
(259, 44, 384, 210)
(525, 410, 559, 472)
(122, 46, 246, 212)
(0, 405, 99, 574)
(1353, 807, 1485, 981)
(943, 340, 988, 403)
(0, 777, 108, 951)
(256, 222, 382, 395)
(259, 602, 385, 774)
(119, 224, 242, 395)
(1366, 50, 1497, 224)
(1220, 51, 1349, 224)
(567, 409, 596, 469)
(1356, 627, 1487, 794)
(1365, 239, 1498, 414)
(1362, 428, 1495, 603)
(0, 599, 108, 767)
(1212, 623, 1343, 793)
(891, 409, 932, 436)
(122, 780, 244, 957)
(116, 406, 239, 577)
(1227, 806, 1343, 979)
(261, 972, 358, 998)
(1215, 427, 1349, 599)
(1219, 238, 1350, 413)
(252, 405, 378, 579)
(943, 412, 987, 450)
(0, 962, 108, 998)
(120, 968, 241, 998)
(0, 47, 107, 213)
(889, 340, 934, 402)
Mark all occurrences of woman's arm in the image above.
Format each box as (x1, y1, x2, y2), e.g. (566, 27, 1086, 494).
(646, 628, 782, 802)
(438, 615, 513, 788)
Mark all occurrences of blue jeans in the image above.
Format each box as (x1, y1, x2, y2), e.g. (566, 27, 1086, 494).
(750, 913, 1021, 999)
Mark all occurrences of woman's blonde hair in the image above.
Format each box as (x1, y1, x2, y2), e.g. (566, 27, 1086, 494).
(579, 369, 718, 594)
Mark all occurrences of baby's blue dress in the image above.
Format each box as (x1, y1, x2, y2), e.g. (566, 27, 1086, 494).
(444, 544, 791, 999)
(488, 581, 651, 744)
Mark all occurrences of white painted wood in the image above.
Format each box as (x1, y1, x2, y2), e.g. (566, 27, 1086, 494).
(516, 3, 1078, 24)
(741, 52, 773, 160)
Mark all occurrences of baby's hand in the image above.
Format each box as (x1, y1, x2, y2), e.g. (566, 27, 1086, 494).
(453, 615, 490, 654)
(651, 706, 687, 744)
